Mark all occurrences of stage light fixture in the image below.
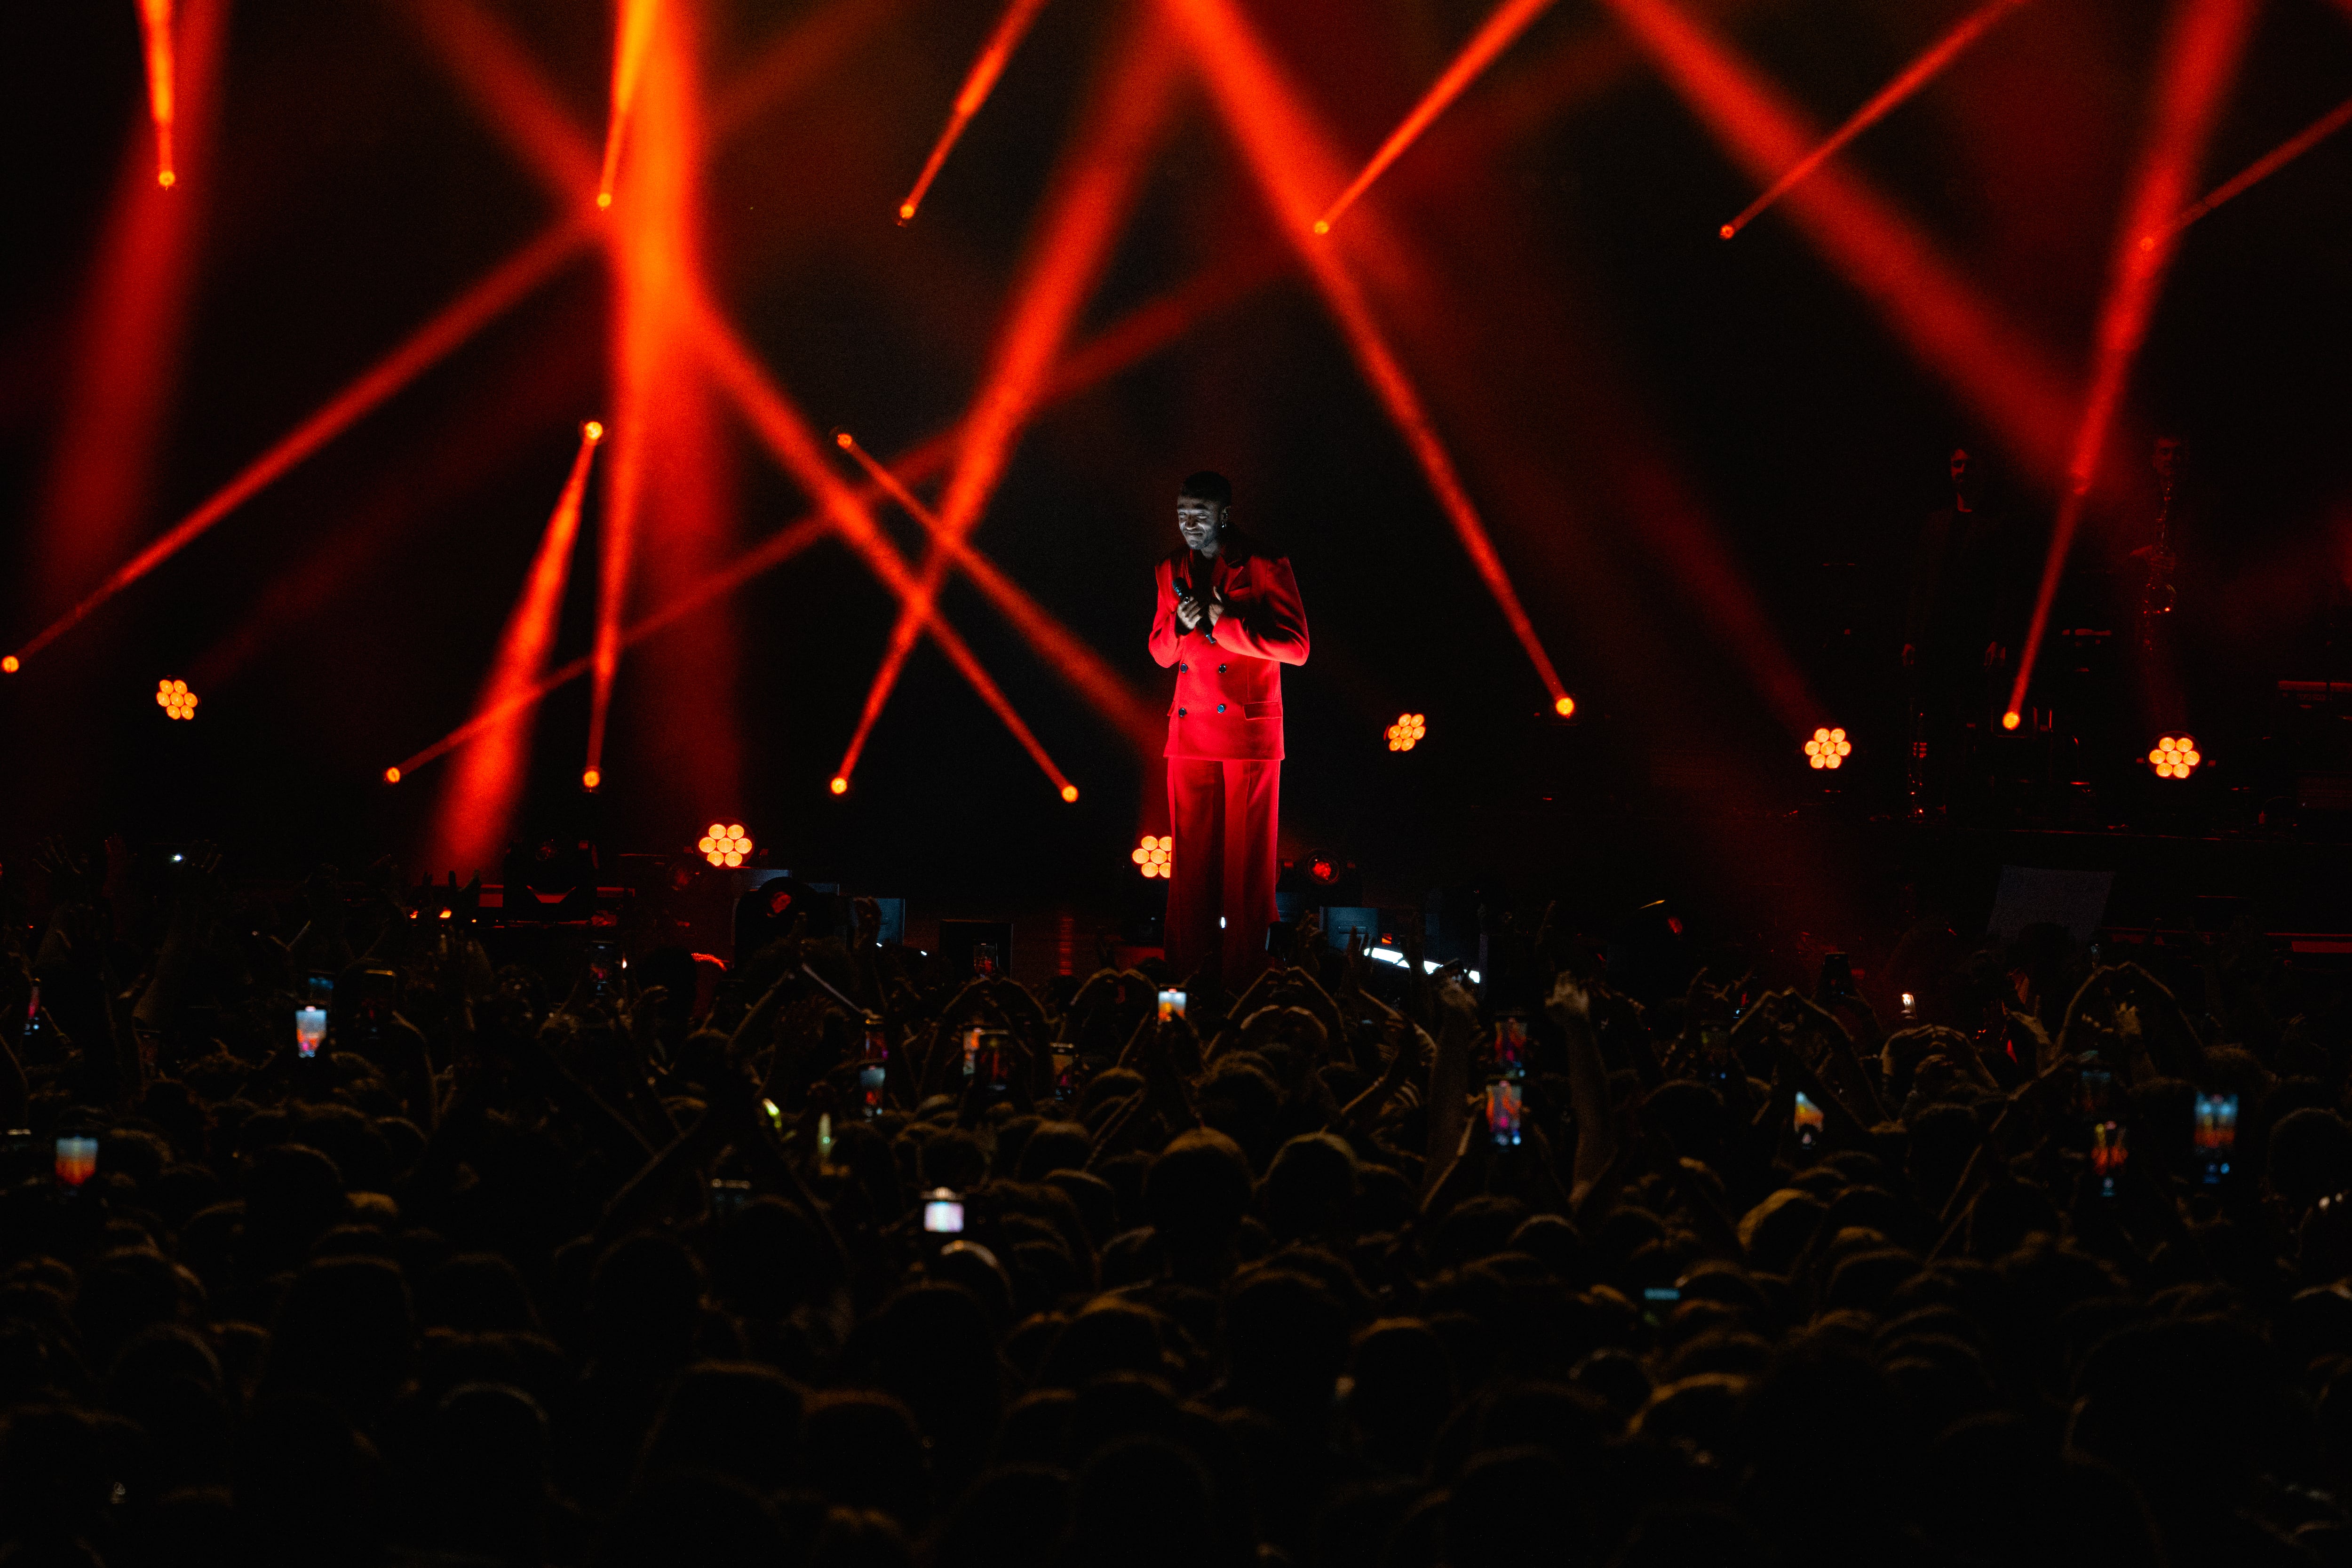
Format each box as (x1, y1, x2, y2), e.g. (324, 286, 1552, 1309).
(1061, 784, 1079, 802)
(1131, 834, 1172, 878)
(1554, 695, 1575, 717)
(2149, 735, 2202, 779)
(384, 767, 402, 784)
(1804, 726, 1852, 769)
(1385, 712, 1427, 751)
(2002, 710, 2022, 731)
(830, 776, 849, 795)
(156, 678, 198, 720)
(0, 656, 16, 674)
(1309, 856, 1338, 883)
(581, 767, 601, 789)
(699, 822, 752, 867)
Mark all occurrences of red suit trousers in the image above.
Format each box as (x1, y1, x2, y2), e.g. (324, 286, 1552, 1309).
(1165, 757, 1280, 989)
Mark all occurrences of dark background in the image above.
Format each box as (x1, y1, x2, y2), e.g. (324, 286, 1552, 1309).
(3, 0, 2349, 951)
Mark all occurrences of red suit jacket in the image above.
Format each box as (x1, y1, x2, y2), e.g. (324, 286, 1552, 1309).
(1147, 535, 1309, 760)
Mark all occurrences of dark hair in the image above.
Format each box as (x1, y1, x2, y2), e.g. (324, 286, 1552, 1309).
(1178, 470, 1232, 509)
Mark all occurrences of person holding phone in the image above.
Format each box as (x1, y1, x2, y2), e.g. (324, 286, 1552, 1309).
(1148, 470, 1310, 988)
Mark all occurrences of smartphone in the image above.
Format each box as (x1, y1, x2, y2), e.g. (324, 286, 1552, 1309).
(709, 1178, 751, 1218)
(816, 1113, 834, 1170)
(1487, 1078, 1525, 1146)
(858, 1015, 889, 1119)
(586, 940, 621, 1000)
(2077, 1063, 2119, 1121)
(1051, 1045, 1079, 1103)
(1494, 1014, 1528, 1075)
(1794, 1091, 1825, 1153)
(1899, 991, 1918, 1021)
(1158, 987, 1187, 1022)
(352, 968, 399, 1041)
(974, 1028, 1014, 1097)
(1818, 952, 1855, 1004)
(1642, 1285, 1682, 1305)
(923, 1187, 965, 1234)
(20, 982, 42, 1048)
(295, 974, 333, 1059)
(55, 1136, 97, 1188)
(962, 1024, 985, 1080)
(2093, 1120, 2128, 1198)
(2193, 1093, 2238, 1186)
(973, 943, 1000, 978)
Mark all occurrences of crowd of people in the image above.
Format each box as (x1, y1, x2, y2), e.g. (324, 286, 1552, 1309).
(2, 835, 2351, 1567)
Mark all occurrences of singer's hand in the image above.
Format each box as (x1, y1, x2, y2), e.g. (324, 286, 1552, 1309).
(1176, 597, 1203, 631)
(1202, 592, 1226, 627)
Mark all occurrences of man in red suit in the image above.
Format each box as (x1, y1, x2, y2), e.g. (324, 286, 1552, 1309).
(1147, 471, 1310, 987)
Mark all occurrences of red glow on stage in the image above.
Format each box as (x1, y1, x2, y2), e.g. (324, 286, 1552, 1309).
(1719, 0, 2031, 241)
(1164, 0, 1572, 716)
(1315, 0, 1561, 236)
(598, 0, 661, 208)
(2007, 0, 2258, 723)
(408, 0, 601, 202)
(136, 0, 176, 188)
(8, 216, 592, 668)
(2156, 95, 2352, 245)
(898, 0, 1051, 223)
(426, 421, 604, 880)
(848, 13, 1176, 778)
(1592, 0, 2078, 488)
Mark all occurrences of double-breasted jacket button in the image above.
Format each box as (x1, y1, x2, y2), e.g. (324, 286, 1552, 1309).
(1217, 663, 1228, 674)
(1177, 708, 1187, 717)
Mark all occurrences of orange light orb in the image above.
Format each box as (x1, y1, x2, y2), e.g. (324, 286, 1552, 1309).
(1312, 219, 1330, 235)
(1554, 695, 1575, 717)
(1803, 726, 1853, 771)
(699, 823, 753, 867)
(596, 191, 612, 209)
(830, 776, 850, 796)
(158, 169, 175, 189)
(898, 202, 916, 221)
(2002, 710, 2022, 731)
(1132, 833, 1172, 879)
(834, 431, 854, 449)
(384, 767, 402, 784)
(1718, 222, 1735, 239)
(581, 767, 601, 789)
(0, 655, 17, 673)
(1060, 784, 1079, 803)
(583, 420, 604, 441)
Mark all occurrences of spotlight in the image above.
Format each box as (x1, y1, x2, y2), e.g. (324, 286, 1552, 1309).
(581, 767, 602, 790)
(384, 767, 402, 784)
(698, 822, 753, 867)
(830, 776, 850, 796)
(2002, 710, 2022, 731)
(1385, 712, 1427, 752)
(156, 678, 199, 720)
(2148, 734, 2202, 780)
(1130, 834, 1172, 879)
(596, 191, 613, 209)
(583, 420, 604, 441)
(1060, 784, 1079, 803)
(1554, 695, 1576, 717)
(1309, 856, 1337, 884)
(1804, 726, 1852, 770)
(1, 656, 17, 673)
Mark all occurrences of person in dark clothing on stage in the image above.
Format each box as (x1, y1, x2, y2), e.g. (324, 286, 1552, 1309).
(1903, 446, 2023, 810)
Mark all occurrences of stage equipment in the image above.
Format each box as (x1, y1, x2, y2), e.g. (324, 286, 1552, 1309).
(137, 0, 176, 187)
(1132, 835, 1172, 878)
(1386, 713, 1427, 752)
(2148, 735, 2202, 780)
(699, 824, 752, 867)
(897, 0, 1051, 223)
(156, 678, 198, 720)
(1805, 727, 1852, 769)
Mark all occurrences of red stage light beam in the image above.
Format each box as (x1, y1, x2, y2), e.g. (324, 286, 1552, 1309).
(426, 421, 604, 877)
(408, 0, 603, 202)
(1590, 0, 2078, 489)
(1718, 0, 2032, 240)
(834, 431, 1161, 764)
(897, 0, 1051, 223)
(1161, 0, 1573, 714)
(6, 215, 594, 669)
(597, 0, 661, 208)
(844, 11, 1178, 783)
(693, 301, 1077, 800)
(32, 0, 226, 618)
(2005, 0, 2259, 725)
(135, 0, 176, 188)
(1314, 0, 1562, 236)
(2153, 93, 2352, 245)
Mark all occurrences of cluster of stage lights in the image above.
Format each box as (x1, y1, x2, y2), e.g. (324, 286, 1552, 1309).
(1804, 727, 1853, 770)
(1386, 713, 1427, 752)
(1131, 834, 1172, 879)
(156, 679, 198, 720)
(2149, 735, 2203, 780)
(699, 823, 753, 868)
